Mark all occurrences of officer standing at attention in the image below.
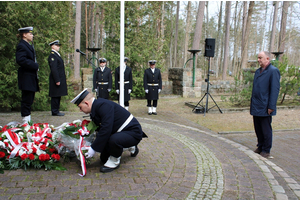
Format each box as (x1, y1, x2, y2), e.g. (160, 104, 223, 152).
(143, 60, 162, 115)
(93, 58, 112, 99)
(48, 40, 68, 116)
(71, 88, 147, 173)
(16, 26, 39, 124)
(115, 57, 133, 110)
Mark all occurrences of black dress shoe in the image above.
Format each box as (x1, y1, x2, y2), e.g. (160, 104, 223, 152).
(152, 112, 157, 115)
(100, 164, 120, 173)
(148, 112, 152, 115)
(131, 146, 139, 157)
(52, 112, 65, 116)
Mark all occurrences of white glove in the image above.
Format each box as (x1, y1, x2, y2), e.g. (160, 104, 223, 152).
(95, 89, 97, 92)
(128, 89, 131, 94)
(145, 89, 148, 94)
(116, 90, 119, 94)
(158, 89, 161, 93)
(108, 89, 111, 92)
(85, 147, 95, 158)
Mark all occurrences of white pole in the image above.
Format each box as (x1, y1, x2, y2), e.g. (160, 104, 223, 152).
(119, 1, 125, 107)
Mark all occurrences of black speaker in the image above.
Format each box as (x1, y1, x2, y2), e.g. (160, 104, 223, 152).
(204, 38, 215, 57)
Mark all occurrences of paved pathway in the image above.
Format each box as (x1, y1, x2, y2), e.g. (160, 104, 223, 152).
(0, 111, 299, 199)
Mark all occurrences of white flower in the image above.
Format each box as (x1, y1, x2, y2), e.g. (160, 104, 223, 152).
(36, 148, 46, 156)
(4, 139, 9, 143)
(24, 125, 30, 133)
(19, 148, 25, 156)
(18, 132, 24, 137)
(0, 141, 5, 148)
(72, 119, 82, 124)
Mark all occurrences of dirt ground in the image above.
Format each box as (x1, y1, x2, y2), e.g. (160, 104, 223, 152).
(128, 96, 300, 133)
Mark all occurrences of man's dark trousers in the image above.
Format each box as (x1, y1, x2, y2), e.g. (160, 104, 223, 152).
(253, 116, 272, 153)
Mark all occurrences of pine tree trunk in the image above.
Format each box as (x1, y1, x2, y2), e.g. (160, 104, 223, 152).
(74, 1, 81, 80)
(222, 1, 231, 80)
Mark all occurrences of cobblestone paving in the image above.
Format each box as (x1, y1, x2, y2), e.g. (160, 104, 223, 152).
(0, 111, 299, 199)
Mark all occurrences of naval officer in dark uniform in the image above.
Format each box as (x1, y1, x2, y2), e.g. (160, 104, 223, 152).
(115, 57, 133, 110)
(16, 26, 39, 124)
(93, 58, 112, 99)
(71, 88, 147, 173)
(143, 60, 162, 115)
(48, 40, 68, 116)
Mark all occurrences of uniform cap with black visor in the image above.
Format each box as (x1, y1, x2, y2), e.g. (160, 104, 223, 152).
(99, 58, 107, 63)
(148, 60, 157, 65)
(18, 26, 33, 33)
(71, 88, 90, 106)
(49, 40, 61, 46)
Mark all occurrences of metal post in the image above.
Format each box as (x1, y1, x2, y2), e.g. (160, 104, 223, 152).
(192, 53, 195, 87)
(119, 1, 125, 107)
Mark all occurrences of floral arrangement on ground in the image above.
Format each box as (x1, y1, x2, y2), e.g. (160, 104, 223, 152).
(0, 119, 97, 175)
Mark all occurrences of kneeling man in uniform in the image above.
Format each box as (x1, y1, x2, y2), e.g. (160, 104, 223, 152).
(71, 88, 147, 173)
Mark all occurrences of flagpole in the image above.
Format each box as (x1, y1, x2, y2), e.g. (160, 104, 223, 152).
(119, 1, 125, 107)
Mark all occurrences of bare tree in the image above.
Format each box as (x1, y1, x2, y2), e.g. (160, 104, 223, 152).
(89, 3, 94, 48)
(94, 6, 100, 62)
(278, 1, 290, 60)
(241, 2, 248, 54)
(269, 2, 278, 53)
(261, 2, 268, 51)
(173, 1, 180, 68)
(74, 1, 82, 80)
(85, 2, 88, 56)
(215, 1, 223, 77)
(239, 1, 255, 79)
(183, 1, 191, 65)
(190, 1, 205, 68)
(222, 1, 231, 80)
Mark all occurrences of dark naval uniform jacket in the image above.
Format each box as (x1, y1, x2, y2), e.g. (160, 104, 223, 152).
(48, 50, 68, 97)
(143, 68, 162, 100)
(115, 66, 133, 102)
(250, 63, 280, 117)
(93, 67, 112, 99)
(90, 98, 146, 153)
(16, 39, 39, 92)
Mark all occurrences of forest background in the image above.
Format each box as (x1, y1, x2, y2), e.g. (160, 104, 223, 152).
(0, 1, 299, 111)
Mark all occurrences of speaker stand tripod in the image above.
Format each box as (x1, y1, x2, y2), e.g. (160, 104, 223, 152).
(192, 57, 222, 116)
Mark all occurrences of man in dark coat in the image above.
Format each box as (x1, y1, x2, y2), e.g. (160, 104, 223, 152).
(48, 40, 68, 116)
(250, 51, 280, 159)
(71, 88, 147, 173)
(115, 57, 133, 110)
(16, 26, 39, 124)
(93, 58, 112, 99)
(143, 60, 162, 115)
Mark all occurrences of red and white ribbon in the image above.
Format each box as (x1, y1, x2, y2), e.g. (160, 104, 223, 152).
(78, 136, 87, 177)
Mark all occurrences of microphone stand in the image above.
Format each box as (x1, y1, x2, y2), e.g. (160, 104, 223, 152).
(77, 51, 97, 119)
(77, 51, 97, 69)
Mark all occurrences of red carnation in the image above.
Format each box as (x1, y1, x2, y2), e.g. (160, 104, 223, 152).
(34, 141, 40, 146)
(0, 151, 5, 158)
(45, 154, 50, 160)
(39, 154, 46, 162)
(28, 154, 35, 160)
(46, 133, 52, 138)
(32, 147, 37, 154)
(51, 154, 60, 161)
(49, 148, 56, 153)
(21, 154, 28, 160)
(81, 120, 90, 126)
(40, 144, 47, 151)
(4, 142, 9, 147)
(0, 137, 2, 141)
